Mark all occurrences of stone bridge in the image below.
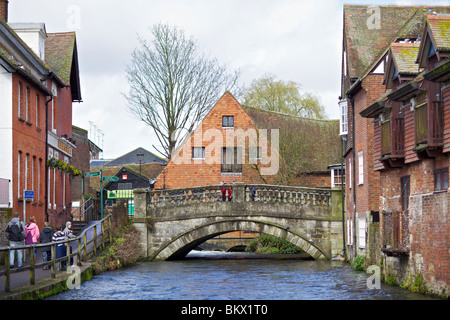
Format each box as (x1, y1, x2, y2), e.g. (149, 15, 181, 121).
(133, 183, 344, 261)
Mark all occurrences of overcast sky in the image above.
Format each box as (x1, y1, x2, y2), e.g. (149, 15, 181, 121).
(8, 0, 450, 160)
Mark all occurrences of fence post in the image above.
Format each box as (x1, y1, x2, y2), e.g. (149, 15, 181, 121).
(109, 215, 112, 244)
(29, 246, 35, 285)
(77, 238, 82, 266)
(5, 248, 10, 292)
(93, 225, 97, 257)
(83, 232, 87, 261)
(51, 243, 56, 279)
(101, 219, 105, 250)
(66, 240, 71, 269)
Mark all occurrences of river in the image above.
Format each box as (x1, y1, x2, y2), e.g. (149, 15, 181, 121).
(47, 250, 437, 301)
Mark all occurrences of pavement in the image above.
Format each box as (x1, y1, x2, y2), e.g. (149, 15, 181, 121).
(0, 221, 103, 300)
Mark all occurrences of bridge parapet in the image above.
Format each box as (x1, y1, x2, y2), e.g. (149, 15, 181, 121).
(133, 183, 343, 261)
(143, 183, 332, 208)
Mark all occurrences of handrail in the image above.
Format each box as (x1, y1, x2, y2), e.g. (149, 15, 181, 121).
(72, 197, 94, 222)
(0, 214, 112, 292)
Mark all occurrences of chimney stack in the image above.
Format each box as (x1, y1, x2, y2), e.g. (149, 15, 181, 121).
(0, 0, 8, 23)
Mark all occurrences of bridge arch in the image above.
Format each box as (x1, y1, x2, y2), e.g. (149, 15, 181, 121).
(152, 219, 328, 261)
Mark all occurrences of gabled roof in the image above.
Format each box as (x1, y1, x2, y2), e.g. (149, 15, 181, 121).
(103, 147, 166, 167)
(391, 42, 421, 74)
(45, 32, 82, 101)
(427, 14, 450, 51)
(344, 5, 418, 79)
(417, 14, 450, 68)
(344, 6, 450, 80)
(385, 42, 421, 89)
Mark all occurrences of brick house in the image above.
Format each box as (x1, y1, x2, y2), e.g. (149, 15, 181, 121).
(71, 125, 103, 206)
(339, 5, 450, 266)
(154, 91, 340, 190)
(0, 1, 82, 230)
(360, 13, 449, 297)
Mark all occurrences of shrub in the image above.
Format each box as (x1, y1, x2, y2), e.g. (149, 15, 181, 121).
(245, 234, 303, 254)
(94, 223, 142, 273)
(351, 255, 365, 271)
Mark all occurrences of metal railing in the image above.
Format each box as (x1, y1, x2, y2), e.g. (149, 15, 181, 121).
(0, 214, 112, 292)
(72, 197, 95, 222)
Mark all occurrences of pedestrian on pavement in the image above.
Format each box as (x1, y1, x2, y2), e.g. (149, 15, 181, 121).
(52, 224, 67, 271)
(39, 222, 53, 269)
(5, 212, 25, 268)
(25, 216, 40, 262)
(63, 221, 76, 266)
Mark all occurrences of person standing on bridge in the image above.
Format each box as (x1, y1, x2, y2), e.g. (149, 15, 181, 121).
(222, 183, 232, 201)
(5, 212, 25, 268)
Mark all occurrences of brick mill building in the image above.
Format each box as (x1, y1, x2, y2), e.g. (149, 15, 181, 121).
(154, 91, 341, 190)
(340, 5, 449, 297)
(0, 1, 82, 230)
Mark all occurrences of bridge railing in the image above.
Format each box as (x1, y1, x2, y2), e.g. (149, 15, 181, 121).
(148, 185, 224, 207)
(246, 184, 331, 206)
(146, 183, 331, 207)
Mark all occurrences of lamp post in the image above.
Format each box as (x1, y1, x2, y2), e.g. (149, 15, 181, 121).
(137, 152, 144, 175)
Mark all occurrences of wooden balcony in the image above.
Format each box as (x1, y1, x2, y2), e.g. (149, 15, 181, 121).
(381, 117, 405, 167)
(414, 101, 444, 157)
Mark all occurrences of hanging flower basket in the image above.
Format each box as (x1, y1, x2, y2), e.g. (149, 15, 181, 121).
(47, 157, 82, 176)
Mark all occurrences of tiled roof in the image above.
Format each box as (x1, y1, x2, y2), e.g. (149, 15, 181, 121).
(45, 32, 76, 86)
(427, 14, 450, 51)
(243, 106, 341, 173)
(391, 42, 421, 74)
(344, 6, 450, 79)
(104, 147, 167, 167)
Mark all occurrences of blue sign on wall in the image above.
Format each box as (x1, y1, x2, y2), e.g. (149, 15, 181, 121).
(24, 190, 34, 199)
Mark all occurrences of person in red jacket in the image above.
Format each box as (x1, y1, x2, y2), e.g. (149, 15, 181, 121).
(221, 183, 232, 201)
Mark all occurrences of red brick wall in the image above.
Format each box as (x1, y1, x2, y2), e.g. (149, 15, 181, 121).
(11, 73, 47, 229)
(45, 82, 74, 228)
(376, 77, 449, 294)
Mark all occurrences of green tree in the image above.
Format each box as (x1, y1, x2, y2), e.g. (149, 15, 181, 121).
(241, 74, 325, 119)
(124, 23, 240, 159)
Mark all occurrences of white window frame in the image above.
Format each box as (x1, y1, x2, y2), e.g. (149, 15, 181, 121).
(25, 87, 29, 122)
(192, 147, 205, 160)
(18, 82, 22, 118)
(358, 217, 366, 249)
(17, 151, 21, 199)
(339, 99, 348, 135)
(347, 218, 353, 245)
(36, 94, 40, 128)
(358, 151, 364, 185)
(348, 158, 352, 189)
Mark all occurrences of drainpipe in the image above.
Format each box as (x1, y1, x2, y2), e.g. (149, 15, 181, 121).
(341, 135, 346, 256)
(42, 72, 55, 222)
(350, 94, 357, 259)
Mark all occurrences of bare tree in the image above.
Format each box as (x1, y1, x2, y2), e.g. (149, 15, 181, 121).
(124, 23, 240, 159)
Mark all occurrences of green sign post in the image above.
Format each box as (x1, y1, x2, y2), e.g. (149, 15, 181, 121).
(84, 171, 100, 177)
(102, 176, 119, 182)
